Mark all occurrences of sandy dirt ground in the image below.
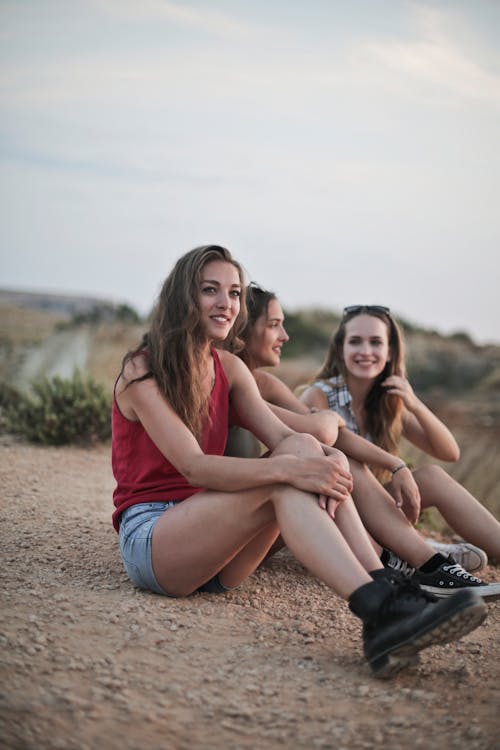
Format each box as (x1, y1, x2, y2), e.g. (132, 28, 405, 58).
(1, 439, 499, 750)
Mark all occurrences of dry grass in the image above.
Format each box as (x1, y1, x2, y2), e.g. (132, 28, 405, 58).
(86, 323, 145, 391)
(0, 303, 64, 345)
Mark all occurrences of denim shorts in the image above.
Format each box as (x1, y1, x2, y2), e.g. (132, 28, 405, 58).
(118, 501, 229, 596)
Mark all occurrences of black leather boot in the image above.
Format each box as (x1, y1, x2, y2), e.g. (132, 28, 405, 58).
(349, 577, 487, 678)
(370, 566, 408, 586)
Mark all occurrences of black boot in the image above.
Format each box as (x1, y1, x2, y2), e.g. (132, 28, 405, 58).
(349, 577, 487, 678)
(370, 566, 409, 586)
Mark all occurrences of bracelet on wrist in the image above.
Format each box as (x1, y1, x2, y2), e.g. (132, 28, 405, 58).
(390, 463, 407, 476)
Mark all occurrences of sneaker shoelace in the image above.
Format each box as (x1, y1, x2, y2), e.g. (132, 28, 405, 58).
(442, 562, 482, 584)
(385, 551, 415, 576)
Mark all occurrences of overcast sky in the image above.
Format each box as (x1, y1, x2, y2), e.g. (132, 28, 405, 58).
(1, 0, 499, 343)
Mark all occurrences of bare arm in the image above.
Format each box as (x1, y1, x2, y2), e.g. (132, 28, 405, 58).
(256, 379, 405, 472)
(333, 428, 407, 474)
(264, 403, 344, 446)
(254, 372, 419, 512)
(254, 370, 310, 413)
(251, 370, 343, 444)
(299, 381, 421, 520)
(383, 375, 460, 461)
(117, 351, 351, 500)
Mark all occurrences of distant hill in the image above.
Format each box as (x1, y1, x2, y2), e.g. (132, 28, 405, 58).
(0, 288, 116, 318)
(0, 290, 142, 386)
(1, 290, 500, 397)
(0, 288, 142, 327)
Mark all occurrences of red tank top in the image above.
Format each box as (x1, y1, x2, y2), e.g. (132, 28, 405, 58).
(111, 348, 229, 531)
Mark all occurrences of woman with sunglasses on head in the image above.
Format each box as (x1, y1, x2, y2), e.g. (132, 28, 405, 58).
(112, 246, 487, 678)
(300, 305, 500, 590)
(229, 286, 500, 601)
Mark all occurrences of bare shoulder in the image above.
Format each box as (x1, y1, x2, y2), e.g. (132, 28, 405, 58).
(254, 369, 281, 395)
(254, 369, 302, 411)
(115, 353, 150, 396)
(216, 349, 250, 386)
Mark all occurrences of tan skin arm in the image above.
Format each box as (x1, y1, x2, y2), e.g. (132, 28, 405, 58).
(265, 402, 344, 446)
(276, 382, 406, 474)
(382, 375, 460, 461)
(254, 370, 311, 413)
(116, 351, 353, 501)
(299, 383, 421, 519)
(251, 373, 344, 445)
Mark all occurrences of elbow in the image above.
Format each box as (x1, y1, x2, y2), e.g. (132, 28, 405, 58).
(437, 445, 460, 463)
(181, 457, 203, 487)
(314, 426, 338, 446)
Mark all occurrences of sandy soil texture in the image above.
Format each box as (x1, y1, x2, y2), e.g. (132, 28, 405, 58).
(1, 440, 499, 750)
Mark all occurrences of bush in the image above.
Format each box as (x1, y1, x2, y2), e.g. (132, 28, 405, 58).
(2, 370, 111, 445)
(281, 310, 334, 358)
(0, 380, 23, 433)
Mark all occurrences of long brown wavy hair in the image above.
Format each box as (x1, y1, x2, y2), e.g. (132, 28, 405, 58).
(315, 307, 406, 467)
(122, 245, 247, 440)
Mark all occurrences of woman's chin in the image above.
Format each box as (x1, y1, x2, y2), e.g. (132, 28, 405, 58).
(350, 367, 379, 380)
(256, 355, 279, 369)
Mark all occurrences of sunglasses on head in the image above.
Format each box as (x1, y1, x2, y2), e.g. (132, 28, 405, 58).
(343, 305, 391, 317)
(248, 281, 265, 293)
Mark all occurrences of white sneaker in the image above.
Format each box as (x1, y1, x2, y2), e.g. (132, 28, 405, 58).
(425, 539, 488, 573)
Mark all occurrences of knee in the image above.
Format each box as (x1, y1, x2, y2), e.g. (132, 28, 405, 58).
(273, 432, 322, 458)
(413, 464, 448, 486)
(329, 447, 350, 473)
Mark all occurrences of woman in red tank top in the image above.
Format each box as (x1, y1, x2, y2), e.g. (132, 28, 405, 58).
(111, 245, 487, 678)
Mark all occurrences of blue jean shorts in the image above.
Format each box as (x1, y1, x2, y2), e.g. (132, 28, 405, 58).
(118, 501, 229, 596)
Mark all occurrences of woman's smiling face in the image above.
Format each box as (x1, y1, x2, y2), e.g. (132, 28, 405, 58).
(342, 313, 391, 381)
(197, 260, 242, 342)
(246, 298, 289, 368)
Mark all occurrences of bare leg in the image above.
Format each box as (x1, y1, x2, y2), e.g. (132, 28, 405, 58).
(412, 465, 500, 561)
(348, 461, 434, 568)
(263, 495, 383, 573)
(334, 495, 383, 571)
(220, 521, 281, 586)
(271, 440, 383, 573)
(151, 434, 377, 598)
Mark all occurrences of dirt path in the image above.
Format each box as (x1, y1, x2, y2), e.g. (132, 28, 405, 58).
(1, 440, 499, 750)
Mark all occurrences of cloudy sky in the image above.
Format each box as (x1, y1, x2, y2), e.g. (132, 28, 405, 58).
(1, 0, 499, 343)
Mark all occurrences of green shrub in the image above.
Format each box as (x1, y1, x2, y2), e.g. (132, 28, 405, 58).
(281, 309, 335, 358)
(2, 370, 111, 445)
(0, 380, 22, 410)
(0, 380, 23, 433)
